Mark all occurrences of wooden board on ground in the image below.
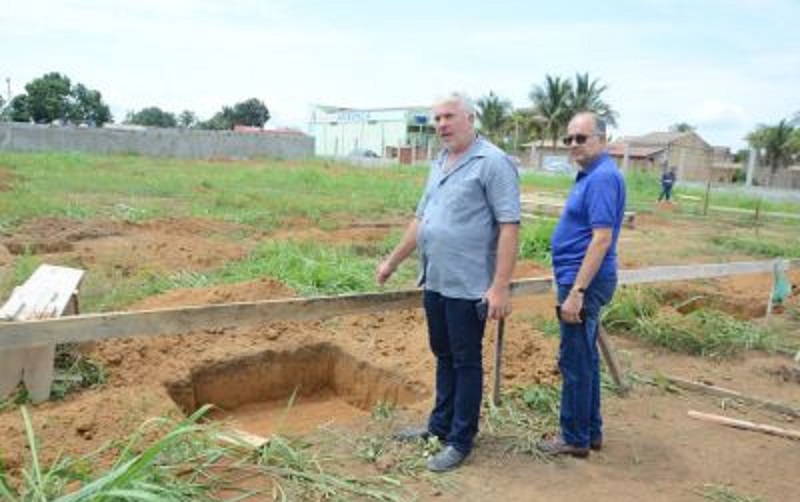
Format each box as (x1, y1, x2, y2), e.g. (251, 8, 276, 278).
(0, 260, 796, 351)
(688, 410, 800, 441)
(663, 375, 800, 418)
(0, 264, 85, 402)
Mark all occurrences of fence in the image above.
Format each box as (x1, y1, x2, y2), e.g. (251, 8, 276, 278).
(0, 123, 314, 160)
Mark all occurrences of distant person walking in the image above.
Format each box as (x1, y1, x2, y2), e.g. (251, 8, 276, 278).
(658, 168, 676, 202)
(376, 92, 520, 472)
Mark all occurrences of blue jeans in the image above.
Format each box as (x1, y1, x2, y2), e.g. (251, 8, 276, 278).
(557, 278, 617, 448)
(423, 290, 486, 455)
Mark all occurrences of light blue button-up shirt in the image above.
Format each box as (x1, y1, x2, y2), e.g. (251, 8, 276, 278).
(415, 136, 521, 299)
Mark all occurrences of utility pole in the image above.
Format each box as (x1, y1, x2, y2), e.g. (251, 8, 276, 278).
(745, 147, 757, 187)
(4, 77, 10, 104)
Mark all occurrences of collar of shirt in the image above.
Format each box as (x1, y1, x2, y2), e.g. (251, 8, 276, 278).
(576, 151, 610, 181)
(436, 135, 488, 178)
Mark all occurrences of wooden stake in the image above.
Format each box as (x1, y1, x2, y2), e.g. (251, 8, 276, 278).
(662, 375, 800, 418)
(597, 326, 629, 395)
(492, 318, 505, 406)
(688, 410, 800, 441)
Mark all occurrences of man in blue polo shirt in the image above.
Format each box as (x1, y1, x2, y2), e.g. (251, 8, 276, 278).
(538, 112, 626, 458)
(376, 92, 520, 471)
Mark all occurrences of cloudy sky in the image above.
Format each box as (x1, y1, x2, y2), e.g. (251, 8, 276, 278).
(2, 0, 798, 148)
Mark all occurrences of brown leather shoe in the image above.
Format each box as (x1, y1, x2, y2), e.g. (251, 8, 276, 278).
(590, 438, 602, 451)
(536, 437, 589, 458)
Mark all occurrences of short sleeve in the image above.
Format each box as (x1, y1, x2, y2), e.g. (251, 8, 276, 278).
(585, 173, 621, 228)
(483, 155, 521, 223)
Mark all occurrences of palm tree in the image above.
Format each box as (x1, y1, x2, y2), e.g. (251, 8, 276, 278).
(746, 119, 798, 186)
(476, 91, 512, 148)
(569, 73, 618, 127)
(504, 108, 545, 152)
(529, 75, 573, 146)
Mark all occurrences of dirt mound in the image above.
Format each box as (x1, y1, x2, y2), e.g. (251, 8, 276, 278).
(1, 217, 123, 255)
(131, 278, 295, 310)
(271, 218, 400, 246)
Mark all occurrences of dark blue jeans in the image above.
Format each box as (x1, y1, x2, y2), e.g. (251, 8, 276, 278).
(556, 278, 617, 448)
(423, 290, 486, 455)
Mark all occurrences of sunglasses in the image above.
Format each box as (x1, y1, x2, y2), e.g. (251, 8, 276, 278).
(562, 134, 596, 146)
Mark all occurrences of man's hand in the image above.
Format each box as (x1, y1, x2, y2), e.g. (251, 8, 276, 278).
(560, 289, 584, 324)
(484, 284, 512, 320)
(375, 259, 396, 286)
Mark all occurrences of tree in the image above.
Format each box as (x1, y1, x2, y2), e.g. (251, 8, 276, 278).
(746, 119, 798, 185)
(126, 107, 177, 128)
(66, 83, 112, 126)
(570, 73, 618, 127)
(178, 110, 197, 128)
(196, 108, 234, 130)
(529, 75, 573, 146)
(669, 122, 696, 133)
(230, 98, 270, 127)
(476, 91, 511, 147)
(25, 72, 72, 124)
(8, 95, 31, 122)
(6, 72, 112, 125)
(198, 98, 271, 130)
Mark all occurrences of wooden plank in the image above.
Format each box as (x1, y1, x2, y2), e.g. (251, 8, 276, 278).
(0, 259, 796, 350)
(663, 375, 800, 418)
(688, 410, 800, 441)
(216, 428, 269, 449)
(0, 289, 422, 350)
(0, 265, 84, 403)
(618, 259, 798, 285)
(0, 264, 84, 321)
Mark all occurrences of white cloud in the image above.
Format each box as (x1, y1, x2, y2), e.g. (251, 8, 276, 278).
(2, 0, 798, 150)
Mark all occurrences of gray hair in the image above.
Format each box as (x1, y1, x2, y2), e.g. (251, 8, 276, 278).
(594, 116, 607, 138)
(435, 92, 476, 117)
(573, 111, 607, 139)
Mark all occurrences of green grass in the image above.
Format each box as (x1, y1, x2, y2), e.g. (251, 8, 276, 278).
(0, 152, 426, 231)
(483, 385, 560, 458)
(530, 314, 561, 338)
(696, 484, 767, 502)
(604, 287, 781, 358)
(519, 171, 573, 192)
(0, 346, 105, 409)
(519, 217, 556, 264)
(0, 405, 410, 502)
(711, 234, 800, 258)
(77, 232, 417, 312)
(214, 240, 415, 297)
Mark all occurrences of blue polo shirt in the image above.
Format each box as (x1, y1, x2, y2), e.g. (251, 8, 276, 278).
(415, 137, 521, 299)
(551, 152, 626, 286)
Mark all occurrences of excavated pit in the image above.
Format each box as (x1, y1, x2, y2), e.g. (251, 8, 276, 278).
(166, 342, 425, 436)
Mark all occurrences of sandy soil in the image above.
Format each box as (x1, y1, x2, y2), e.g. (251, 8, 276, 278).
(0, 201, 798, 501)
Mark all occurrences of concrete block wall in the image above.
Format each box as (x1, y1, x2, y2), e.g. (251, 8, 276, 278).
(0, 123, 314, 160)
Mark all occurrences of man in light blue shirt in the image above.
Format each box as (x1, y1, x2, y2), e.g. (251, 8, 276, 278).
(376, 92, 520, 471)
